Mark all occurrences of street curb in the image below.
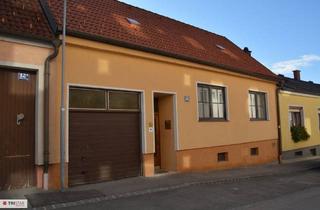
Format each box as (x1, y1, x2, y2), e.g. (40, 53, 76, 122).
(32, 165, 319, 210)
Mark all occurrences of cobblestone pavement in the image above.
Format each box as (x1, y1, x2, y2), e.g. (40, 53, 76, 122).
(1, 159, 320, 209)
(61, 166, 320, 210)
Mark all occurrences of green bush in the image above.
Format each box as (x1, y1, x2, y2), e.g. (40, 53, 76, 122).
(290, 126, 310, 143)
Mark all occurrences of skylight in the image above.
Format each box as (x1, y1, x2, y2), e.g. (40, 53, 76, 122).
(216, 44, 225, 50)
(127, 17, 140, 26)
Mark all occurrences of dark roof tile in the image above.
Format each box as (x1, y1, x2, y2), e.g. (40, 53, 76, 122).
(281, 76, 320, 96)
(46, 0, 276, 79)
(0, 0, 54, 41)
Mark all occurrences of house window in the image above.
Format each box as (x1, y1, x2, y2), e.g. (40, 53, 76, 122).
(318, 109, 320, 130)
(249, 91, 267, 120)
(217, 152, 228, 162)
(69, 87, 140, 111)
(69, 88, 106, 109)
(310, 148, 317, 156)
(108, 91, 140, 110)
(294, 151, 303, 157)
(250, 147, 259, 156)
(289, 107, 303, 127)
(198, 84, 227, 120)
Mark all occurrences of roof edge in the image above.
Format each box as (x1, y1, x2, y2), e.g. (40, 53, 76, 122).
(66, 30, 279, 83)
(280, 89, 320, 97)
(39, 0, 59, 34)
(282, 75, 320, 86)
(0, 30, 53, 45)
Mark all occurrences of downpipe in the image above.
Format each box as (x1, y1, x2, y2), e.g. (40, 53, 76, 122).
(276, 79, 284, 164)
(43, 39, 61, 190)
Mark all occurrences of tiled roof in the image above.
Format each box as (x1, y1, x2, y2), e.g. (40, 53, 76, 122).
(45, 0, 276, 79)
(0, 0, 54, 41)
(281, 76, 320, 96)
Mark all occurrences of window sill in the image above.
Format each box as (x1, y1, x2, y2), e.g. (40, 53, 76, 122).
(250, 118, 268, 121)
(199, 118, 229, 122)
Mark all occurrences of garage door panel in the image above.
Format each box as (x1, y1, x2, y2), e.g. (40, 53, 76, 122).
(69, 167, 140, 185)
(69, 111, 141, 186)
(69, 144, 141, 157)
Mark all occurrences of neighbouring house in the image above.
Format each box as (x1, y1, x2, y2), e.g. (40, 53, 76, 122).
(279, 70, 320, 161)
(1, 0, 281, 190)
(0, 0, 55, 190)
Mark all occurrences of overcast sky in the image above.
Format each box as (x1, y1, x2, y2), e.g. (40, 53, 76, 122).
(121, 0, 320, 83)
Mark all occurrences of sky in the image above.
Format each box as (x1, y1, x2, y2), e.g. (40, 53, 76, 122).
(121, 0, 320, 83)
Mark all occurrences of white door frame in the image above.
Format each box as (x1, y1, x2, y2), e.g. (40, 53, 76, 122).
(0, 62, 43, 165)
(151, 90, 180, 153)
(66, 83, 147, 165)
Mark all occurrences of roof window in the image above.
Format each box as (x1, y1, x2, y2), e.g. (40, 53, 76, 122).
(126, 18, 140, 26)
(216, 44, 225, 50)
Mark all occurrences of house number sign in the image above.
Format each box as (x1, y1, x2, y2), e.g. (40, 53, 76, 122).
(18, 73, 29, 81)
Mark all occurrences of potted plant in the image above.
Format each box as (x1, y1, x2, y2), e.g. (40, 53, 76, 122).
(290, 126, 310, 143)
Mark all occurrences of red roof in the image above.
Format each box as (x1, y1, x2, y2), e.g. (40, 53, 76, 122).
(45, 0, 276, 79)
(0, 0, 54, 41)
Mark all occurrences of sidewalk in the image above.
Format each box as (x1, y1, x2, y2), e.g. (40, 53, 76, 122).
(1, 159, 320, 209)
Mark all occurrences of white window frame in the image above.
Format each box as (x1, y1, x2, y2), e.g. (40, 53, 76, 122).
(288, 105, 305, 127)
(196, 81, 229, 121)
(67, 83, 147, 162)
(248, 89, 269, 121)
(318, 108, 320, 130)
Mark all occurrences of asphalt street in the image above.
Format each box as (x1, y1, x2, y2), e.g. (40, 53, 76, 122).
(61, 166, 320, 210)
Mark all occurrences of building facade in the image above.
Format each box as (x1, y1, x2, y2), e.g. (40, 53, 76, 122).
(42, 0, 279, 188)
(0, 0, 54, 190)
(279, 71, 320, 160)
(45, 37, 279, 188)
(1, 0, 282, 190)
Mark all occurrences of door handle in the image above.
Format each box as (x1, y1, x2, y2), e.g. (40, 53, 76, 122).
(17, 113, 25, 125)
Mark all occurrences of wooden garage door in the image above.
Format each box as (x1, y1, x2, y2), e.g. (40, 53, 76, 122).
(0, 69, 36, 190)
(69, 88, 141, 186)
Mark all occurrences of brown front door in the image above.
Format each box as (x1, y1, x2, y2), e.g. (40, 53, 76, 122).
(0, 69, 36, 190)
(154, 113, 161, 167)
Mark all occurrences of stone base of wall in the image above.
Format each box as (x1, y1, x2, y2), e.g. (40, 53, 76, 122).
(36, 140, 278, 189)
(143, 153, 155, 177)
(35, 163, 68, 190)
(176, 139, 278, 172)
(281, 145, 320, 160)
(35, 165, 44, 188)
(36, 155, 153, 190)
(48, 163, 68, 189)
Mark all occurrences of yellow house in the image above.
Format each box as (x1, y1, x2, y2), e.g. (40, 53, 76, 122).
(279, 70, 320, 160)
(41, 0, 280, 189)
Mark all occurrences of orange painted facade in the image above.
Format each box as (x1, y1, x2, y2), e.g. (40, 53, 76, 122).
(0, 35, 279, 189)
(45, 36, 279, 187)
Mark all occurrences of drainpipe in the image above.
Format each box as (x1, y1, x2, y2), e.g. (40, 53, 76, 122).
(60, 0, 68, 191)
(276, 79, 284, 164)
(43, 39, 61, 190)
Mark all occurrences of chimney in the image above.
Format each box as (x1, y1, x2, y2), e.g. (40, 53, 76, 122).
(243, 47, 252, 56)
(293, 70, 301, 80)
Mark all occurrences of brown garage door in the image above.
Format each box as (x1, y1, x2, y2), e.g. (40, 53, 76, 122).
(69, 88, 141, 186)
(0, 69, 36, 190)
